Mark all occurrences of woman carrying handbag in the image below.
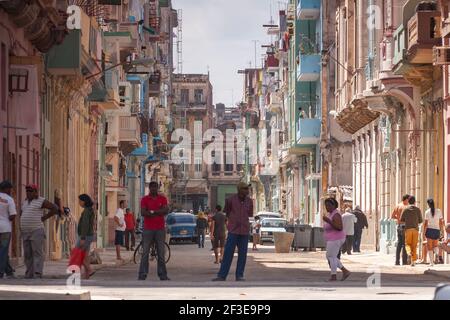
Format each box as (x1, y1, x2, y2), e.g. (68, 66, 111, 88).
(73, 194, 96, 279)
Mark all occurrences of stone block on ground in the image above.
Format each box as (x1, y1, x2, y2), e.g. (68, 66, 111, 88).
(274, 232, 294, 253)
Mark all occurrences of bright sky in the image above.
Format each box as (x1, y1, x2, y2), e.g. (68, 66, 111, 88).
(172, 0, 284, 107)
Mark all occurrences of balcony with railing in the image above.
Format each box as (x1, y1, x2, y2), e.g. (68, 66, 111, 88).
(406, 9, 441, 64)
(297, 37, 321, 82)
(392, 22, 405, 65)
(296, 117, 321, 145)
(104, 30, 137, 50)
(297, 0, 320, 20)
(392, 3, 441, 89)
(119, 116, 141, 155)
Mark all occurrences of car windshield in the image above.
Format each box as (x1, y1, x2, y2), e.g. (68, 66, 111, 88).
(261, 219, 287, 228)
(167, 215, 195, 225)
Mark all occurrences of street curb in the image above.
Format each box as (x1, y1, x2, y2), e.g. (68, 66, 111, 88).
(424, 269, 450, 281)
(0, 290, 91, 300)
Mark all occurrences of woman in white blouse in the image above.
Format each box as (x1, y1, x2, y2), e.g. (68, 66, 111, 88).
(423, 198, 444, 266)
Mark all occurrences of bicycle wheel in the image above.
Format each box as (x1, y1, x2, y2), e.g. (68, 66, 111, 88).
(133, 243, 143, 264)
(149, 244, 156, 261)
(155, 242, 171, 264)
(164, 242, 171, 264)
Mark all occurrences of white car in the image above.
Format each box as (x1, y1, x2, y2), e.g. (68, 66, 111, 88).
(255, 211, 282, 220)
(259, 217, 288, 244)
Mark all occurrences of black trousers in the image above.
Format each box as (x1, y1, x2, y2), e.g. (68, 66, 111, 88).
(396, 226, 408, 265)
(341, 235, 354, 254)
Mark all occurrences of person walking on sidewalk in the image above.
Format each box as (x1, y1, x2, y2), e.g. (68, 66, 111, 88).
(196, 212, 208, 248)
(210, 205, 227, 264)
(212, 182, 253, 281)
(124, 208, 136, 251)
(400, 196, 423, 266)
(323, 198, 351, 282)
(423, 198, 444, 266)
(392, 194, 409, 265)
(0, 181, 17, 279)
(114, 200, 127, 261)
(77, 194, 95, 279)
(341, 208, 357, 255)
(138, 181, 170, 281)
(20, 184, 60, 279)
(352, 206, 368, 253)
(251, 216, 261, 251)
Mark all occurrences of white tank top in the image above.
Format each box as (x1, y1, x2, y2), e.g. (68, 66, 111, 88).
(21, 197, 45, 232)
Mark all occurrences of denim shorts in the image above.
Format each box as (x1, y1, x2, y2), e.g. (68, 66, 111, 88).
(76, 235, 94, 252)
(114, 230, 124, 246)
(425, 228, 440, 240)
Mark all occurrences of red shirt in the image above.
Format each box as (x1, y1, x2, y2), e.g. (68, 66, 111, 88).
(141, 194, 168, 230)
(223, 194, 254, 235)
(124, 213, 135, 230)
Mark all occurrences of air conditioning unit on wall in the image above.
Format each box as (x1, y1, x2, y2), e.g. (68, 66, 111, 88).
(433, 46, 450, 65)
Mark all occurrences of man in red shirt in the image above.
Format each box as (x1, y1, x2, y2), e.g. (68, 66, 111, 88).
(138, 181, 170, 281)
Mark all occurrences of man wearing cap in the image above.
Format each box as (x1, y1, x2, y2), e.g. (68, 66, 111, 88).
(0, 181, 17, 279)
(20, 184, 59, 279)
(213, 182, 254, 281)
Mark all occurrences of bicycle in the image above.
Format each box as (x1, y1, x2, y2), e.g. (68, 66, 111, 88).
(133, 231, 171, 264)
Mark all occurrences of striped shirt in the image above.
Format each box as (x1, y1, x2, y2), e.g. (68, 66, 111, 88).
(21, 197, 45, 232)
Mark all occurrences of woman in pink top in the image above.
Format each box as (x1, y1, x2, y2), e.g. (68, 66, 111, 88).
(323, 198, 351, 281)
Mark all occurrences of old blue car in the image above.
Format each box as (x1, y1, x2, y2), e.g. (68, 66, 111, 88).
(166, 212, 197, 244)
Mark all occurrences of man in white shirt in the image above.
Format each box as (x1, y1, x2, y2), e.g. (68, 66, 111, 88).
(0, 181, 17, 279)
(114, 200, 127, 261)
(341, 208, 358, 255)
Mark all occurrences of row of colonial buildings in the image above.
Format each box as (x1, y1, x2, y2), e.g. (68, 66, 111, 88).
(240, 0, 450, 253)
(0, 0, 198, 262)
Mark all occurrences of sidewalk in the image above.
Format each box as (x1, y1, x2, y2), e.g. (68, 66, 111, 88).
(1, 247, 134, 299)
(13, 247, 134, 279)
(340, 250, 450, 280)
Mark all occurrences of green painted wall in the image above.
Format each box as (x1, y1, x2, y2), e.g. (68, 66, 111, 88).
(217, 185, 236, 209)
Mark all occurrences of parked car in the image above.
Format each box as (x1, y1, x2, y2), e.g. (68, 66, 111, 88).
(259, 217, 288, 244)
(255, 211, 282, 220)
(248, 213, 283, 241)
(166, 212, 197, 244)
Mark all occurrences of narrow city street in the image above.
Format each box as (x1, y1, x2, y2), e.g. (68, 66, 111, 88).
(0, 237, 448, 300)
(2, 0, 450, 304)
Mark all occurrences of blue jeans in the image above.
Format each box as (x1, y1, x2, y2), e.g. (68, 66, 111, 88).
(0, 232, 14, 276)
(198, 229, 205, 248)
(217, 233, 249, 279)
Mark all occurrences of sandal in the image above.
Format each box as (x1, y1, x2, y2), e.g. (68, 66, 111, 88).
(341, 270, 351, 281)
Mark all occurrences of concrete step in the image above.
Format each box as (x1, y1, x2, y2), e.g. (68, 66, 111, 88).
(0, 289, 90, 300)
